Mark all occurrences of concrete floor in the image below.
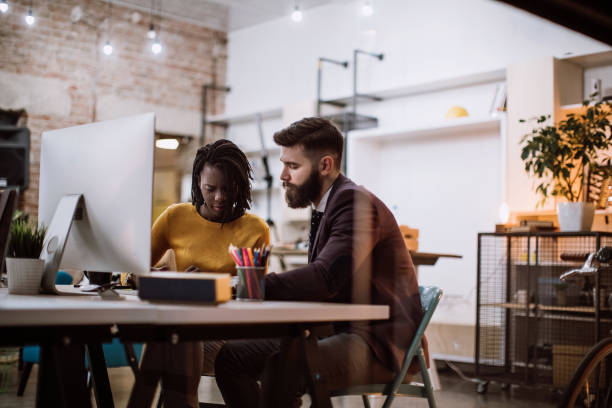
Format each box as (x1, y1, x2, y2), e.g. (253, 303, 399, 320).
(0, 362, 559, 407)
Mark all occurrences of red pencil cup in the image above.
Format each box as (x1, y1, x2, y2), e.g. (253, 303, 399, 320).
(235, 266, 266, 301)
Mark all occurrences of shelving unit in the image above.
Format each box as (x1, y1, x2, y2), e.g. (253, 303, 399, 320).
(476, 231, 612, 391)
(318, 68, 506, 109)
(206, 107, 282, 127)
(349, 116, 502, 143)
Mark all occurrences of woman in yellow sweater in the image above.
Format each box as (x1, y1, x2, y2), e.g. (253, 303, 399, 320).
(140, 139, 269, 408)
(151, 139, 269, 272)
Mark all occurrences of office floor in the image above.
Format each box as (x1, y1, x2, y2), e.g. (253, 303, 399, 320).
(0, 362, 559, 407)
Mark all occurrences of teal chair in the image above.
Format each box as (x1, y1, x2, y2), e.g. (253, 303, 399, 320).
(17, 271, 143, 396)
(331, 285, 442, 408)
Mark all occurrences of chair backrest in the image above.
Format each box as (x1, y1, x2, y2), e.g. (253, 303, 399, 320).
(394, 286, 442, 383)
(419, 286, 443, 329)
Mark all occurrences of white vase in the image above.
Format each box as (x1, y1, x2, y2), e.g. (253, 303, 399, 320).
(557, 202, 595, 232)
(6, 258, 44, 295)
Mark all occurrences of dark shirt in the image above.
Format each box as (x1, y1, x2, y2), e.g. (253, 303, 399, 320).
(265, 174, 423, 372)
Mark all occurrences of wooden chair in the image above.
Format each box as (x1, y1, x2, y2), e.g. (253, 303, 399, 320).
(330, 285, 442, 408)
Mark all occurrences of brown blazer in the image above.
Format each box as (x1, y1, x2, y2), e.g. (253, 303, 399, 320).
(265, 174, 423, 372)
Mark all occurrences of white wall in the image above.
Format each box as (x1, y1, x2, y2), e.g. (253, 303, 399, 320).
(226, 0, 608, 115)
(224, 0, 610, 333)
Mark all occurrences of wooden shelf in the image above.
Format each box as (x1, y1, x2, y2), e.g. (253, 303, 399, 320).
(539, 304, 604, 313)
(481, 302, 536, 310)
(207, 107, 282, 126)
(320, 69, 506, 105)
(349, 116, 502, 143)
(481, 302, 609, 314)
(512, 261, 582, 267)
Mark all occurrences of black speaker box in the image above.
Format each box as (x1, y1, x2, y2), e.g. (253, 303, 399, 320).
(0, 126, 30, 191)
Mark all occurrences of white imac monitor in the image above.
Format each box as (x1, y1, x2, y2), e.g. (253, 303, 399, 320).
(38, 113, 155, 292)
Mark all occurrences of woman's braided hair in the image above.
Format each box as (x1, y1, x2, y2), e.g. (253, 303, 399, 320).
(191, 139, 253, 221)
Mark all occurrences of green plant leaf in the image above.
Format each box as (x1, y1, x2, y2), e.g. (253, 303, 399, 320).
(8, 219, 47, 259)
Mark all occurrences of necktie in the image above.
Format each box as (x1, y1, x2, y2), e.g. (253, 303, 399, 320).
(309, 210, 323, 256)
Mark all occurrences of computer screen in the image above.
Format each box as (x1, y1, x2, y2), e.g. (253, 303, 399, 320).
(38, 113, 155, 282)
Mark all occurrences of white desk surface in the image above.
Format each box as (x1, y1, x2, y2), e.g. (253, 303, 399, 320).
(0, 286, 389, 327)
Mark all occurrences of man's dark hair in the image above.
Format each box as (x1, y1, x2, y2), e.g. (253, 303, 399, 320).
(273, 117, 343, 170)
(191, 139, 253, 220)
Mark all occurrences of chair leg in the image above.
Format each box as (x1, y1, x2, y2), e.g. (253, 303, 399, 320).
(361, 394, 372, 408)
(17, 362, 33, 396)
(418, 348, 437, 408)
(123, 342, 140, 376)
(156, 388, 164, 408)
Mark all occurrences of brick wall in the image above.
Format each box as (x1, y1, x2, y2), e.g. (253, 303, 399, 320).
(0, 0, 228, 218)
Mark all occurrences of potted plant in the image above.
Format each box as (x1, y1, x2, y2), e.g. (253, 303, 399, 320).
(6, 214, 46, 295)
(520, 98, 612, 231)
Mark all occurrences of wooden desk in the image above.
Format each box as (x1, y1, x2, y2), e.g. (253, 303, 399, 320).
(271, 247, 462, 267)
(409, 251, 462, 266)
(0, 286, 389, 408)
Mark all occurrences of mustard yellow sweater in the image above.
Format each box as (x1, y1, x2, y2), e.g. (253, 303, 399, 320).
(151, 203, 270, 274)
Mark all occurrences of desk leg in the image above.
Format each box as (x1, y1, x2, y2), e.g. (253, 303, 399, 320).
(299, 329, 332, 408)
(128, 345, 162, 408)
(87, 343, 114, 408)
(37, 344, 91, 408)
(262, 329, 331, 408)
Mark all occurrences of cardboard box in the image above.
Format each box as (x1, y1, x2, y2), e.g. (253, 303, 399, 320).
(399, 226, 419, 251)
(552, 345, 595, 388)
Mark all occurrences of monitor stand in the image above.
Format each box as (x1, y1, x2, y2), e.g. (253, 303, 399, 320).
(40, 194, 83, 294)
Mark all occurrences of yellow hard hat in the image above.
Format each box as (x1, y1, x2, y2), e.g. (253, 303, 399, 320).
(445, 106, 469, 118)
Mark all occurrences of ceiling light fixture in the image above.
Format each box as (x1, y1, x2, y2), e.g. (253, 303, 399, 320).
(147, 22, 156, 39)
(151, 39, 162, 54)
(0, 0, 9, 14)
(103, 40, 113, 55)
(291, 1, 302, 23)
(362, 0, 373, 16)
(103, 0, 113, 56)
(150, 0, 164, 54)
(155, 138, 179, 150)
(25, 8, 35, 26)
(147, 0, 156, 39)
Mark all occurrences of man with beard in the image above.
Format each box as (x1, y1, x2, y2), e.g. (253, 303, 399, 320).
(214, 117, 425, 408)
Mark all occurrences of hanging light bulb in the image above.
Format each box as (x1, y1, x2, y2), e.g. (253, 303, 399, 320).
(0, 1, 9, 14)
(362, 0, 373, 16)
(103, 40, 113, 55)
(147, 22, 156, 39)
(291, 5, 302, 22)
(151, 39, 162, 55)
(24, 8, 35, 25)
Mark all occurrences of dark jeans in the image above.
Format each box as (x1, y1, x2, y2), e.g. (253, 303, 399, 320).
(214, 332, 397, 408)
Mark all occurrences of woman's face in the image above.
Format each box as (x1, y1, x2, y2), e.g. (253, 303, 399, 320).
(198, 163, 229, 221)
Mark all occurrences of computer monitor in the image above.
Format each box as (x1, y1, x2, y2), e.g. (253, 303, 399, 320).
(38, 113, 155, 293)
